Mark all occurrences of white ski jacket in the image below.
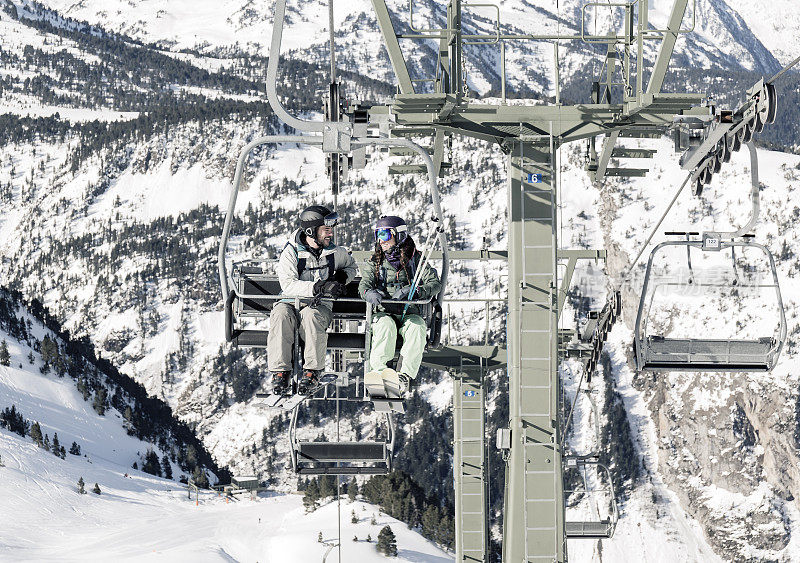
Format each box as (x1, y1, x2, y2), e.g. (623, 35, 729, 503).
(276, 229, 358, 306)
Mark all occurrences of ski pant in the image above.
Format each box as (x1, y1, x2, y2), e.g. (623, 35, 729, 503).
(367, 312, 427, 378)
(267, 302, 332, 372)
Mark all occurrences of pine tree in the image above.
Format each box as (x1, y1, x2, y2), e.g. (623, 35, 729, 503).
(318, 475, 335, 499)
(52, 433, 60, 456)
(366, 534, 372, 543)
(43, 433, 51, 452)
(0, 340, 10, 366)
(192, 466, 209, 488)
(353, 535, 358, 542)
(317, 531, 323, 543)
(69, 441, 81, 455)
(142, 449, 162, 476)
(162, 455, 173, 479)
(351, 510, 359, 524)
(78, 477, 86, 494)
(29, 421, 43, 447)
(93, 387, 107, 415)
(348, 478, 358, 502)
(93, 483, 101, 495)
(303, 479, 320, 513)
(376, 526, 398, 557)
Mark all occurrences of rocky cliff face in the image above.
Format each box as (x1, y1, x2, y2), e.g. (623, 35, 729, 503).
(596, 137, 800, 561)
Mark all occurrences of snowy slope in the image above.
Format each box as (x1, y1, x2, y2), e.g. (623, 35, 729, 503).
(0, 324, 451, 561)
(0, 432, 451, 561)
(0, 337, 150, 468)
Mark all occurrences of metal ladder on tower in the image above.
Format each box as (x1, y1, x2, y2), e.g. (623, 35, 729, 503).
(454, 363, 488, 562)
(507, 136, 564, 561)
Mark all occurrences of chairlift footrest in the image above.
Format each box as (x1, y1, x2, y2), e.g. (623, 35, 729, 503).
(371, 398, 405, 414)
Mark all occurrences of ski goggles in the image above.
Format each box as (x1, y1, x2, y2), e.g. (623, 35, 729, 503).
(375, 228, 394, 242)
(322, 212, 339, 227)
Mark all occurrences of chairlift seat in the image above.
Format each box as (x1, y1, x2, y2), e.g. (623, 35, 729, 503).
(634, 240, 786, 373)
(293, 438, 392, 476)
(296, 465, 389, 475)
(231, 329, 366, 350)
(638, 336, 775, 372)
(227, 270, 442, 351)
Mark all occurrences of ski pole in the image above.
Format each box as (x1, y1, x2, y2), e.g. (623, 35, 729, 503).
(402, 221, 442, 321)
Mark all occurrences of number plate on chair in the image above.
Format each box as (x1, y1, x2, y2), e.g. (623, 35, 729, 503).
(702, 233, 721, 250)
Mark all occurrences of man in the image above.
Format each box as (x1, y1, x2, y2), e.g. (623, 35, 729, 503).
(268, 205, 358, 395)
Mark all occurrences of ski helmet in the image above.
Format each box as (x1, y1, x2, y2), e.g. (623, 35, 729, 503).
(374, 215, 408, 245)
(300, 205, 339, 237)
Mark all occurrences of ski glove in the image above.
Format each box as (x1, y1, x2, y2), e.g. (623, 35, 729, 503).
(334, 269, 349, 284)
(392, 285, 412, 300)
(313, 279, 345, 298)
(364, 289, 384, 306)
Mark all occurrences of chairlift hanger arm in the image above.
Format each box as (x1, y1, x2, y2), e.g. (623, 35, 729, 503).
(219, 135, 320, 298)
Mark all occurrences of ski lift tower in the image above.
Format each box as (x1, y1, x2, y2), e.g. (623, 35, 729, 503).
(366, 0, 718, 561)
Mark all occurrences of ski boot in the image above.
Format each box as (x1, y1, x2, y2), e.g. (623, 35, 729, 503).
(297, 370, 321, 394)
(271, 371, 291, 395)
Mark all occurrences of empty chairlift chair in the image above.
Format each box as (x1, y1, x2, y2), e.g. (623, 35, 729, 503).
(289, 405, 396, 475)
(634, 238, 786, 372)
(563, 455, 619, 539)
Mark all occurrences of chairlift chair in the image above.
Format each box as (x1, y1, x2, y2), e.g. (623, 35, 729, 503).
(634, 239, 786, 372)
(217, 121, 447, 479)
(563, 455, 619, 539)
(289, 406, 396, 475)
(635, 139, 786, 372)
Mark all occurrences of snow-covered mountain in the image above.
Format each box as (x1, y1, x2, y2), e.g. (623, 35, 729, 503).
(0, 0, 799, 560)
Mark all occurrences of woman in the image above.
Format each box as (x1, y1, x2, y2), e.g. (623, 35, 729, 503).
(359, 215, 441, 396)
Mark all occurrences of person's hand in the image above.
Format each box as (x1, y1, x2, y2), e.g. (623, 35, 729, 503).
(334, 270, 349, 284)
(364, 289, 384, 306)
(392, 285, 412, 300)
(313, 279, 345, 298)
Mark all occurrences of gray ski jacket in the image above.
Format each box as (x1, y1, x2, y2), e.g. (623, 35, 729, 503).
(276, 229, 358, 307)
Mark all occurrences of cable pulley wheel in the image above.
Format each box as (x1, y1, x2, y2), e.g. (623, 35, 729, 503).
(730, 129, 742, 152)
(742, 120, 754, 143)
(693, 175, 704, 196)
(754, 111, 765, 134)
(702, 164, 714, 185)
(766, 82, 778, 124)
(721, 136, 731, 163)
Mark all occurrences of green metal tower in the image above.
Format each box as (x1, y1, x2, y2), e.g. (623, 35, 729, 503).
(366, 1, 711, 561)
